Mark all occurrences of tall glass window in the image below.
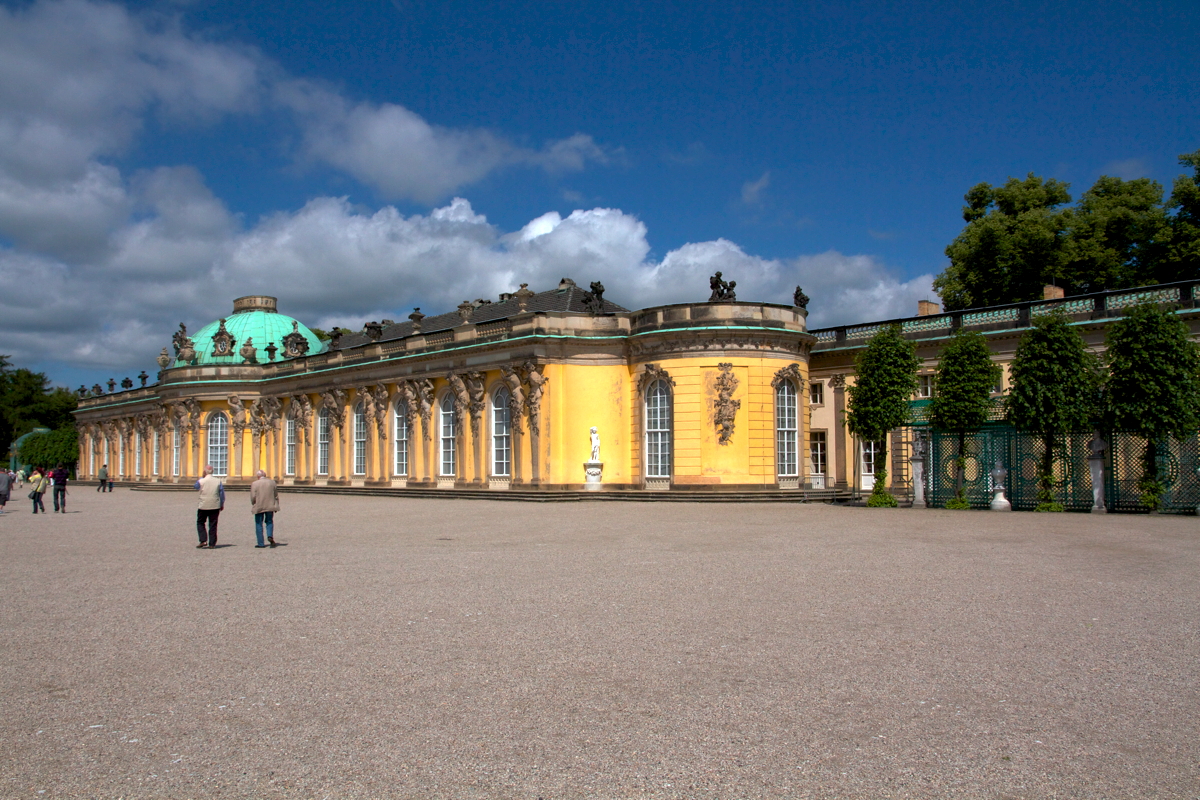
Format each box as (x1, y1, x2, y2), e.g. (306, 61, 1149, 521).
(393, 402, 408, 476)
(172, 424, 181, 477)
(440, 394, 456, 476)
(492, 389, 511, 476)
(317, 408, 330, 476)
(118, 435, 125, 475)
(135, 432, 143, 476)
(88, 437, 94, 475)
(152, 431, 160, 476)
(285, 417, 296, 476)
(645, 380, 672, 478)
(810, 431, 827, 488)
(207, 413, 229, 476)
(353, 403, 367, 475)
(775, 381, 798, 477)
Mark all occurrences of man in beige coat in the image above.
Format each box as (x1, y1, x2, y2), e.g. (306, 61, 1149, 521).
(249, 469, 280, 548)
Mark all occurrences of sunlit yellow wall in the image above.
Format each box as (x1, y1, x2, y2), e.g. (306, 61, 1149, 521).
(544, 363, 630, 485)
(630, 356, 808, 486)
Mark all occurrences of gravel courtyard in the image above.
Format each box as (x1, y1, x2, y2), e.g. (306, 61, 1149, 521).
(0, 489, 1197, 799)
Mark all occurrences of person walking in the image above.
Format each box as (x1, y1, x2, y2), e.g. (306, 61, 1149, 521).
(97, 464, 110, 492)
(16, 468, 25, 488)
(30, 468, 49, 514)
(249, 469, 279, 548)
(51, 463, 69, 513)
(0, 468, 12, 513)
(194, 465, 224, 548)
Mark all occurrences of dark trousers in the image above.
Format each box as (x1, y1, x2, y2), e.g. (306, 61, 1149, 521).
(52, 486, 66, 511)
(32, 493, 45, 513)
(196, 508, 220, 546)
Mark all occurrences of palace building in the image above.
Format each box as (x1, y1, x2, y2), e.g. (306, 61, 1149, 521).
(72, 278, 1200, 500)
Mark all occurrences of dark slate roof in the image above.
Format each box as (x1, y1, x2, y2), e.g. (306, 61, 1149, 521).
(334, 281, 629, 349)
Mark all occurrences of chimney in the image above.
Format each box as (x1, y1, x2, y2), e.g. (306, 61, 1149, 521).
(1043, 285, 1064, 300)
(917, 300, 941, 316)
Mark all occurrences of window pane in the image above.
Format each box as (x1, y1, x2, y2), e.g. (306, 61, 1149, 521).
(318, 409, 329, 476)
(208, 414, 228, 476)
(353, 404, 367, 475)
(492, 389, 511, 476)
(645, 380, 671, 478)
(775, 382, 798, 476)
(440, 395, 455, 476)
(394, 403, 408, 476)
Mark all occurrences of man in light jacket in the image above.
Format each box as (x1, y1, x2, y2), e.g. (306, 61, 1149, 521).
(194, 465, 224, 549)
(249, 469, 279, 548)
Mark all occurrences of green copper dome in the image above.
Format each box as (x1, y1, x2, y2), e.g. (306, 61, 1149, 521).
(176, 296, 324, 366)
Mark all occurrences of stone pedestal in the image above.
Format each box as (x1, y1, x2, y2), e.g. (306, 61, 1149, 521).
(584, 461, 603, 491)
(911, 456, 926, 508)
(990, 460, 1011, 511)
(1089, 455, 1107, 513)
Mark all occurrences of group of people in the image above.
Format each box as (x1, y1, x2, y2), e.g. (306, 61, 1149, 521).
(7, 464, 71, 514)
(194, 467, 280, 550)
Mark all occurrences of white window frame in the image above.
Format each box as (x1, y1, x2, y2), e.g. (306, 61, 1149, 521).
(172, 424, 181, 477)
(118, 435, 125, 476)
(134, 432, 142, 476)
(810, 430, 827, 489)
(207, 412, 229, 477)
(353, 403, 367, 476)
(285, 416, 296, 476)
(917, 374, 934, 399)
(393, 402, 408, 476)
(152, 430, 160, 476)
(492, 389, 511, 477)
(810, 381, 824, 406)
(645, 380, 672, 479)
(317, 408, 330, 476)
(775, 380, 799, 477)
(440, 394, 456, 477)
(860, 439, 881, 491)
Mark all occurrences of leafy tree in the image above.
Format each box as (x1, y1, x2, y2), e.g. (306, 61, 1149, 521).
(929, 330, 1002, 507)
(308, 328, 333, 342)
(1160, 149, 1200, 281)
(1104, 303, 1200, 510)
(0, 356, 78, 456)
(18, 427, 80, 471)
(1061, 176, 1169, 293)
(845, 325, 920, 507)
(935, 174, 1072, 311)
(1005, 313, 1101, 510)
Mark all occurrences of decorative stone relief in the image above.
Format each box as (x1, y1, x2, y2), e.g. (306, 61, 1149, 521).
(396, 382, 419, 437)
(465, 372, 487, 436)
(180, 398, 201, 448)
(523, 361, 547, 435)
(282, 321, 310, 358)
(408, 308, 425, 332)
(771, 363, 804, 391)
(320, 388, 348, 439)
(713, 362, 740, 445)
(328, 327, 344, 350)
(590, 427, 601, 462)
(415, 379, 435, 440)
(501, 367, 526, 434)
(156, 349, 171, 369)
(228, 395, 248, 444)
(638, 363, 675, 395)
(289, 394, 313, 443)
(240, 338, 258, 364)
(363, 321, 384, 341)
(372, 385, 389, 439)
(456, 301, 475, 323)
(793, 286, 810, 309)
(446, 373, 469, 436)
(829, 373, 846, 390)
(708, 272, 737, 302)
(581, 281, 606, 315)
(210, 318, 235, 358)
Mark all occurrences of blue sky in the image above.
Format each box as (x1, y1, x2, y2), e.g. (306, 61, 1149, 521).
(1, 0, 1197, 389)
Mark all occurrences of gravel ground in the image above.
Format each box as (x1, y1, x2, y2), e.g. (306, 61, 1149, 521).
(0, 488, 1197, 799)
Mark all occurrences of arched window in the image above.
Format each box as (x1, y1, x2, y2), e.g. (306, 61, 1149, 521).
(353, 403, 367, 475)
(645, 380, 672, 478)
(172, 423, 181, 477)
(775, 380, 798, 477)
(492, 388, 511, 476)
(317, 407, 330, 476)
(393, 401, 408, 476)
(207, 412, 229, 476)
(285, 414, 296, 476)
(440, 394, 456, 476)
